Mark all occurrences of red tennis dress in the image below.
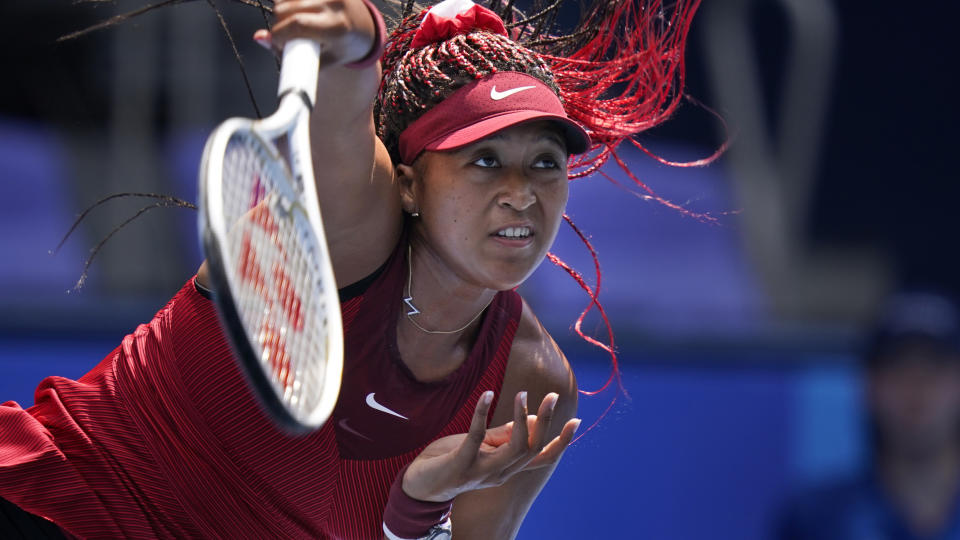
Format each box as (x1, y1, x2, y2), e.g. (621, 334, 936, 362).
(0, 239, 522, 539)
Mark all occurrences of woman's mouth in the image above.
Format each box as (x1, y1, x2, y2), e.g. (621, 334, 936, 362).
(491, 225, 535, 247)
(495, 226, 532, 239)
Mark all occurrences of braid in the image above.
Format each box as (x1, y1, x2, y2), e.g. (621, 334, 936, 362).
(376, 8, 557, 164)
(538, 0, 710, 196)
(379, 2, 710, 200)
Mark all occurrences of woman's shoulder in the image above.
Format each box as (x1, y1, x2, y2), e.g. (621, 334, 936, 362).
(496, 298, 577, 422)
(511, 299, 570, 380)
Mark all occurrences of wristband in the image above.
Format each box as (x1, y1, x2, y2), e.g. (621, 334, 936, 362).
(382, 464, 454, 540)
(345, 0, 387, 69)
(384, 517, 452, 540)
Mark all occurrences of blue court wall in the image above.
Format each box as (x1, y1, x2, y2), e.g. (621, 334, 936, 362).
(521, 352, 864, 540)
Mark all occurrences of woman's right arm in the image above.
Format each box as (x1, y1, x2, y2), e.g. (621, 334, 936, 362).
(263, 0, 401, 287)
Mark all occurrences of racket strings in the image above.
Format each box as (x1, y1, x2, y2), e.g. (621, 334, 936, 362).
(220, 132, 331, 416)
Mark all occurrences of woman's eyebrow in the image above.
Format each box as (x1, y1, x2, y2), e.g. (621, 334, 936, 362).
(471, 131, 565, 149)
(540, 133, 565, 148)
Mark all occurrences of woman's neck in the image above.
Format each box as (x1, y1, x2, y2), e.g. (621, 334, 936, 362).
(395, 239, 497, 382)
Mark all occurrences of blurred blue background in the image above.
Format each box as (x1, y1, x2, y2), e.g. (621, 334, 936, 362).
(1, 1, 957, 539)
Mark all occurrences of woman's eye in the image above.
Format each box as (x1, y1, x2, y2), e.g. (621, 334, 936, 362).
(532, 156, 560, 169)
(472, 156, 499, 168)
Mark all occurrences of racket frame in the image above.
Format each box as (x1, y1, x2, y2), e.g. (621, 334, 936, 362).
(199, 40, 343, 433)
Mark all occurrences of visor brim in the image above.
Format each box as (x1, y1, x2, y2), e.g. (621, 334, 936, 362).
(423, 111, 591, 156)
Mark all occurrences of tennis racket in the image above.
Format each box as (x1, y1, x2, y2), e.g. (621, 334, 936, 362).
(199, 39, 343, 433)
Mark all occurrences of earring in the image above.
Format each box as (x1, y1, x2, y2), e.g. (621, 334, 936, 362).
(411, 211, 420, 218)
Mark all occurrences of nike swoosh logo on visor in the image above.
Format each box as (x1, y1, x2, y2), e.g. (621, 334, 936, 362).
(490, 85, 536, 101)
(366, 392, 408, 420)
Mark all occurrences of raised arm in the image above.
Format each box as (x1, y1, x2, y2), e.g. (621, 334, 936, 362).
(261, 0, 401, 286)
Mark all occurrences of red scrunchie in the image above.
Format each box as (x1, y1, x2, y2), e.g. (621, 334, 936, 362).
(410, 1, 508, 49)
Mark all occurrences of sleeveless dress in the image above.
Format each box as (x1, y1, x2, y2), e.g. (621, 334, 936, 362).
(0, 238, 522, 539)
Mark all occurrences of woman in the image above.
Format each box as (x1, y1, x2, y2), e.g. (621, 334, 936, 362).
(0, 0, 701, 538)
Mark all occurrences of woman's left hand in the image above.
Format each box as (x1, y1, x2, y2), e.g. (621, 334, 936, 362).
(401, 390, 581, 503)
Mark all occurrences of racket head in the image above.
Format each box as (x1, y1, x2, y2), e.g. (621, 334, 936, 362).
(199, 118, 343, 433)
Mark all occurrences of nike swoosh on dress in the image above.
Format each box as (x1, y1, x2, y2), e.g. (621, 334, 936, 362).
(365, 392, 409, 420)
(338, 418, 373, 440)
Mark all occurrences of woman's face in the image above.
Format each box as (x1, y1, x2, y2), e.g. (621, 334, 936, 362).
(399, 121, 569, 291)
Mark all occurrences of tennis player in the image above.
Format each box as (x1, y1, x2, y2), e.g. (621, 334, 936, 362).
(0, 0, 702, 538)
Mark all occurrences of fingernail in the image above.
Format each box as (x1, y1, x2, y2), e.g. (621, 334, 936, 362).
(254, 36, 272, 51)
(548, 393, 558, 411)
(520, 391, 528, 409)
(572, 419, 582, 434)
(482, 391, 493, 405)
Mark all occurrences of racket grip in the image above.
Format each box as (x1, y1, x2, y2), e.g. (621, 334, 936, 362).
(278, 39, 321, 107)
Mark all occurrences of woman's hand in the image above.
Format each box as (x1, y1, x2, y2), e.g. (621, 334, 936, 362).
(402, 390, 581, 503)
(253, 0, 377, 66)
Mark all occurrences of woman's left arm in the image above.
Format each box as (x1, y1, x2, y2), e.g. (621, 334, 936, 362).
(394, 313, 580, 540)
(450, 340, 579, 540)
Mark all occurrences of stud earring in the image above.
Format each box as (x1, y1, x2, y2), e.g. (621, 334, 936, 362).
(411, 211, 420, 218)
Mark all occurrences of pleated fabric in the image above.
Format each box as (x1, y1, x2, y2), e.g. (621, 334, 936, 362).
(0, 237, 521, 539)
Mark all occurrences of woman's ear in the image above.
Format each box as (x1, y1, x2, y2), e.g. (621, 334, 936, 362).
(395, 163, 419, 215)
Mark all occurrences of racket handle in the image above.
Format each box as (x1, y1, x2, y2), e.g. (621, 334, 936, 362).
(278, 39, 321, 107)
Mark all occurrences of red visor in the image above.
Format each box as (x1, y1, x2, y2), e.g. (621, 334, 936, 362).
(397, 72, 591, 164)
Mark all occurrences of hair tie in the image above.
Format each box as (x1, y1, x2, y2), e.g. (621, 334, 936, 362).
(410, 0, 508, 49)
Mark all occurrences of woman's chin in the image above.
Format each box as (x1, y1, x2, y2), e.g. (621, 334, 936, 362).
(485, 263, 543, 292)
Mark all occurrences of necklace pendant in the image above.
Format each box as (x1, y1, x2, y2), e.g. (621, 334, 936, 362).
(404, 296, 420, 316)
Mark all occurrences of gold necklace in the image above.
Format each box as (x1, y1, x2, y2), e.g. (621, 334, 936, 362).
(404, 244, 494, 335)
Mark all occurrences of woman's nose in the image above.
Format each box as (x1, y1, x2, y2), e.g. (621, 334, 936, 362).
(497, 173, 536, 211)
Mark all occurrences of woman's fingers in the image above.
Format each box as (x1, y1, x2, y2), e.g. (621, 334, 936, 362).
(454, 391, 546, 481)
(269, 13, 346, 50)
(452, 390, 494, 470)
(253, 29, 273, 51)
(482, 391, 535, 476)
(273, 0, 327, 16)
(273, 0, 342, 24)
(482, 421, 514, 447)
(527, 392, 558, 450)
(497, 393, 559, 477)
(476, 392, 558, 451)
(524, 418, 581, 471)
(506, 391, 529, 451)
(402, 390, 579, 501)
(263, 0, 374, 62)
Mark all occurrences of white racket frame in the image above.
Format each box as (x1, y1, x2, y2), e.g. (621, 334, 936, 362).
(199, 40, 343, 432)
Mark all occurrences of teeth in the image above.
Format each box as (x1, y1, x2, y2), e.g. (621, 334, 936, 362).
(498, 227, 531, 238)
